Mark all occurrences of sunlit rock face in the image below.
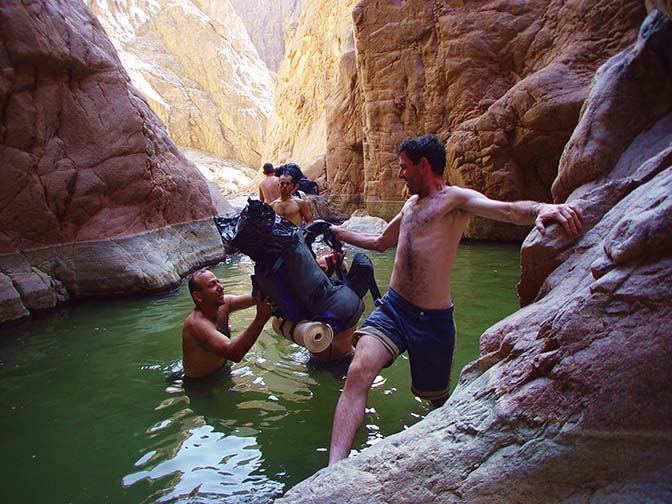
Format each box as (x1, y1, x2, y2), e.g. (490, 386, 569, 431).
(278, 11, 672, 503)
(262, 0, 359, 173)
(229, 0, 305, 72)
(86, 0, 274, 168)
(328, 0, 645, 238)
(0, 0, 228, 323)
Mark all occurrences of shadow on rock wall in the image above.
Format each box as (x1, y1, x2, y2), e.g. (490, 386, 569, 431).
(0, 0, 227, 323)
(278, 9, 672, 503)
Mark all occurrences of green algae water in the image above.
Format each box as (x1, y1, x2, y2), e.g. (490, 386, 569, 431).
(0, 242, 520, 503)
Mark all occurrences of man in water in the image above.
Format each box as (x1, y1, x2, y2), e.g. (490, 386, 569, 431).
(270, 173, 313, 227)
(258, 162, 280, 203)
(327, 134, 583, 464)
(182, 269, 273, 379)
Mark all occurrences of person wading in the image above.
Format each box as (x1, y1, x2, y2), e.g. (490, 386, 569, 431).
(182, 269, 273, 379)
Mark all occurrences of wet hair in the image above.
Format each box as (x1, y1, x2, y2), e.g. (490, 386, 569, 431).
(262, 162, 274, 174)
(188, 269, 209, 297)
(278, 172, 297, 187)
(396, 134, 446, 176)
(276, 163, 302, 184)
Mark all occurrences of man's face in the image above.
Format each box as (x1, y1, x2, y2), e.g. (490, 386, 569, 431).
(194, 271, 225, 306)
(398, 152, 422, 195)
(278, 175, 295, 197)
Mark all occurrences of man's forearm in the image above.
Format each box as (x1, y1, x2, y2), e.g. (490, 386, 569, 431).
(508, 200, 544, 225)
(334, 228, 384, 251)
(230, 317, 267, 362)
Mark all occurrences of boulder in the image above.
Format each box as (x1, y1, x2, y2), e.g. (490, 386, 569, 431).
(339, 212, 388, 235)
(305, 195, 349, 223)
(0, 0, 226, 323)
(278, 10, 672, 503)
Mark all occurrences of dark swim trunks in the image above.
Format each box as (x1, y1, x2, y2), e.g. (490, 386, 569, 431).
(354, 287, 456, 402)
(168, 362, 230, 386)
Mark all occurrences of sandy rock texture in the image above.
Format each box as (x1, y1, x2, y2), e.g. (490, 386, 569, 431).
(336, 0, 646, 230)
(278, 10, 672, 503)
(0, 0, 227, 323)
(86, 0, 273, 168)
(263, 0, 644, 232)
(262, 0, 359, 171)
(229, 0, 305, 72)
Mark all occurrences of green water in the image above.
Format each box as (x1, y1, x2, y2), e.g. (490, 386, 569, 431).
(0, 242, 520, 503)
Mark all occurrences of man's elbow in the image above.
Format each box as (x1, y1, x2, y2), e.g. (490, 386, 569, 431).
(229, 353, 244, 363)
(373, 240, 389, 253)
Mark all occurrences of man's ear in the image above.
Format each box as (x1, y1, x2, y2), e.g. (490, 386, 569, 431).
(420, 157, 432, 173)
(192, 291, 203, 304)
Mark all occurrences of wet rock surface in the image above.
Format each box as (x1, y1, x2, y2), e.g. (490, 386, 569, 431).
(278, 10, 672, 503)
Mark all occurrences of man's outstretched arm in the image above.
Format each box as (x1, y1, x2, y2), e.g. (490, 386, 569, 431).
(194, 294, 273, 362)
(454, 187, 582, 236)
(330, 211, 402, 252)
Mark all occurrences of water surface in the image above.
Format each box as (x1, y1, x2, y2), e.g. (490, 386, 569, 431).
(0, 242, 520, 503)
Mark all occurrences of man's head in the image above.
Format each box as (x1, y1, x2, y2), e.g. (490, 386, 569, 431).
(188, 269, 225, 307)
(278, 173, 297, 197)
(262, 162, 274, 175)
(396, 135, 446, 176)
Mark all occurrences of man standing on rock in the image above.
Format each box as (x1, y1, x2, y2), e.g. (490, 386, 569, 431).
(270, 172, 314, 227)
(327, 134, 582, 464)
(258, 162, 281, 203)
(182, 269, 273, 379)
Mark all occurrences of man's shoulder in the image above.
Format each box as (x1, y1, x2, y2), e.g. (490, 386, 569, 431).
(184, 309, 214, 333)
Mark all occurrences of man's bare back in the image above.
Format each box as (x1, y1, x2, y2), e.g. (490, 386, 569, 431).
(259, 176, 280, 203)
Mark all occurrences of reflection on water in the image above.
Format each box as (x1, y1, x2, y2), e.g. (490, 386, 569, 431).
(0, 243, 520, 503)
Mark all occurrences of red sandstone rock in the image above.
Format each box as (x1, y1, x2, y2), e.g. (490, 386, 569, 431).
(0, 0, 228, 323)
(324, 0, 645, 240)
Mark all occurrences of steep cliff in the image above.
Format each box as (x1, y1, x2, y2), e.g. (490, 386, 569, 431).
(0, 0, 229, 323)
(86, 0, 274, 168)
(320, 0, 645, 237)
(279, 9, 672, 503)
(229, 0, 305, 72)
(262, 0, 359, 171)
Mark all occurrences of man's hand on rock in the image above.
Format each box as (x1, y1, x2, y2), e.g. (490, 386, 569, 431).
(535, 203, 582, 237)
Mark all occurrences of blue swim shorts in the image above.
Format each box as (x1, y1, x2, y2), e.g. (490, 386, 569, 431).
(354, 287, 456, 402)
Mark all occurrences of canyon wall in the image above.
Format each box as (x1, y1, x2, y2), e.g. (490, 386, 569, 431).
(229, 0, 305, 73)
(86, 0, 274, 168)
(265, 0, 644, 236)
(262, 0, 359, 173)
(0, 0, 229, 323)
(279, 9, 672, 503)
(342, 0, 645, 233)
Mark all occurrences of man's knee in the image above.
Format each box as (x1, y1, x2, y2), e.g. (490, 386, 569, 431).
(343, 355, 380, 392)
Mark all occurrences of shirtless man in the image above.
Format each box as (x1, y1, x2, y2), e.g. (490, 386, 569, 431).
(327, 134, 582, 464)
(182, 269, 273, 379)
(270, 173, 313, 227)
(258, 162, 280, 203)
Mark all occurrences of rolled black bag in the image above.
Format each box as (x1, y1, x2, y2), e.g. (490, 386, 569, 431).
(214, 199, 367, 334)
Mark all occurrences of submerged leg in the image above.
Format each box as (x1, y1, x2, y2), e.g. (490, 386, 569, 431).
(328, 335, 392, 465)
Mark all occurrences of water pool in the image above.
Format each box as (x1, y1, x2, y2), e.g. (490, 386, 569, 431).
(0, 242, 520, 503)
